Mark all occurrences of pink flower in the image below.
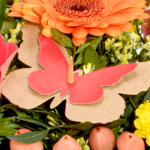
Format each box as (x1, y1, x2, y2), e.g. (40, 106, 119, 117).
(0, 35, 17, 96)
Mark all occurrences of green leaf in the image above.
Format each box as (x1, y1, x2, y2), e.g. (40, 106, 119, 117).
(63, 122, 92, 131)
(51, 28, 74, 48)
(124, 103, 135, 130)
(0, 104, 28, 117)
(0, 137, 5, 141)
(105, 119, 127, 128)
(74, 52, 84, 65)
(22, 107, 70, 124)
(134, 91, 146, 99)
(76, 42, 91, 54)
(1, 15, 17, 34)
(7, 130, 49, 143)
(66, 48, 72, 56)
(67, 129, 81, 136)
(0, 0, 6, 30)
(90, 36, 102, 50)
(138, 49, 149, 62)
(143, 87, 150, 102)
(0, 121, 22, 129)
(111, 126, 120, 138)
(84, 46, 106, 70)
(128, 95, 138, 109)
(74, 129, 91, 139)
(101, 55, 110, 65)
(0, 117, 22, 129)
(15, 116, 50, 129)
(0, 127, 17, 136)
(0, 113, 4, 119)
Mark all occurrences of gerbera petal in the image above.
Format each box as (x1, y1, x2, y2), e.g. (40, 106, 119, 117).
(23, 0, 43, 7)
(22, 4, 40, 17)
(33, 7, 45, 16)
(108, 0, 122, 7)
(102, 25, 121, 37)
(109, 2, 131, 15)
(104, 15, 126, 24)
(66, 22, 81, 27)
(117, 22, 132, 32)
(41, 12, 49, 27)
(48, 18, 57, 28)
(8, 12, 23, 17)
(72, 27, 88, 39)
(56, 22, 73, 34)
(23, 16, 41, 23)
(42, 25, 52, 38)
(112, 7, 145, 21)
(72, 36, 86, 46)
(82, 21, 100, 28)
(10, 3, 24, 12)
(118, 7, 145, 16)
(88, 28, 104, 36)
(9, 7, 16, 11)
(136, 13, 150, 19)
(97, 21, 109, 28)
(57, 16, 74, 22)
(133, 0, 146, 8)
(41, 0, 51, 3)
(43, 3, 58, 19)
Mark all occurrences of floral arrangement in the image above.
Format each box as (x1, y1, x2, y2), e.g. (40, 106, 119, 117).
(1, 0, 150, 150)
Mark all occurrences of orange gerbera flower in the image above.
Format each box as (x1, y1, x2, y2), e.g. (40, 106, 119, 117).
(8, 0, 149, 46)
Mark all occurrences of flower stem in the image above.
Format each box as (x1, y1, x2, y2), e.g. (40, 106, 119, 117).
(136, 25, 145, 43)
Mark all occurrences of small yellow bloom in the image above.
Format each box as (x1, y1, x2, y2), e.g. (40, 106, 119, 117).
(134, 100, 150, 146)
(14, 0, 22, 3)
(128, 25, 137, 32)
(129, 32, 140, 41)
(83, 63, 95, 74)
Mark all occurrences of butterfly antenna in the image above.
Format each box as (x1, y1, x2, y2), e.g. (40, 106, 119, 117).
(68, 57, 74, 83)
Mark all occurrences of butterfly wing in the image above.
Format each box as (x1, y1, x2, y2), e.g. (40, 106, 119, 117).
(28, 35, 69, 95)
(28, 36, 137, 103)
(68, 63, 137, 104)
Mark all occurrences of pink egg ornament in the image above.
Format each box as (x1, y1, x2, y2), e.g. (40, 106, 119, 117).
(117, 131, 145, 150)
(10, 128, 44, 150)
(89, 126, 116, 150)
(53, 135, 82, 150)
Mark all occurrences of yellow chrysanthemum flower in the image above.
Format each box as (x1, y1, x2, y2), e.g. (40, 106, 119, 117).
(134, 100, 150, 146)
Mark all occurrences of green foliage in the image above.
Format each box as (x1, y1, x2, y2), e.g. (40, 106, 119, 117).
(51, 28, 74, 48)
(1, 15, 16, 34)
(84, 46, 106, 70)
(0, 0, 6, 30)
(7, 130, 49, 143)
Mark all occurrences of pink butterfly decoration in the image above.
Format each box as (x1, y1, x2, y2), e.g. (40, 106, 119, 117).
(28, 36, 137, 104)
(0, 35, 17, 94)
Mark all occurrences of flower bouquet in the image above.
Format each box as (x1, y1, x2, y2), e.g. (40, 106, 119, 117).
(1, 0, 150, 149)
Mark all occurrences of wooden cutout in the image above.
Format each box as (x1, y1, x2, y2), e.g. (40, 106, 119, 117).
(2, 22, 150, 123)
(28, 35, 137, 104)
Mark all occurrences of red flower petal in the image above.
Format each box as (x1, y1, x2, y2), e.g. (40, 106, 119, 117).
(0, 35, 18, 82)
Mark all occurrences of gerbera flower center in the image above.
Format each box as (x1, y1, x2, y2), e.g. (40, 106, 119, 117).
(54, 0, 109, 23)
(70, 4, 88, 11)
